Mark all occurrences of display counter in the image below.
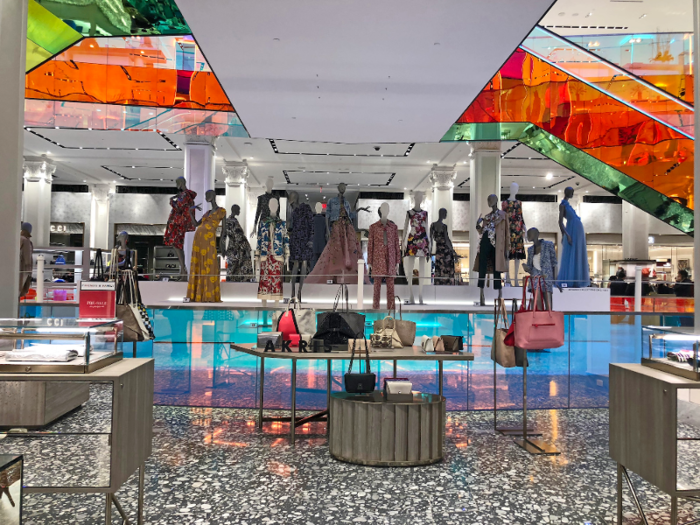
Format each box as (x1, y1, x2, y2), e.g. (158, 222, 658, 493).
(0, 455, 22, 525)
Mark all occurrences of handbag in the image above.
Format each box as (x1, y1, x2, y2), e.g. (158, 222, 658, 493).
(348, 338, 371, 355)
(273, 298, 316, 339)
(420, 335, 434, 352)
(314, 285, 365, 345)
(491, 300, 516, 368)
(344, 336, 376, 394)
(373, 296, 416, 346)
(370, 316, 403, 349)
(514, 276, 565, 350)
(90, 249, 106, 281)
(310, 339, 347, 353)
(115, 267, 153, 342)
(440, 335, 463, 352)
(257, 332, 282, 349)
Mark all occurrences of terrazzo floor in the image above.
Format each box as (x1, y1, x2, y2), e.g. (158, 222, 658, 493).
(15, 406, 700, 525)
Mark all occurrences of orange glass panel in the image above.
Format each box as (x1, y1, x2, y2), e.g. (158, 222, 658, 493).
(25, 37, 233, 112)
(457, 49, 694, 210)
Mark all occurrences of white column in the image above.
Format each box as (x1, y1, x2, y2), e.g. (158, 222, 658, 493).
(183, 137, 216, 271)
(429, 167, 457, 238)
(22, 156, 55, 247)
(622, 200, 650, 260)
(0, 0, 28, 316)
(222, 161, 249, 234)
(90, 184, 114, 250)
(468, 142, 501, 283)
(694, 0, 700, 328)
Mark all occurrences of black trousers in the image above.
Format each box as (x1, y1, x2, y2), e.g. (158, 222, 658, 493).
(477, 234, 502, 290)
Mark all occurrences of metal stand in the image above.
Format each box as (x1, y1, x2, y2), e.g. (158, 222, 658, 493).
(514, 347, 559, 455)
(493, 299, 540, 437)
(104, 462, 145, 524)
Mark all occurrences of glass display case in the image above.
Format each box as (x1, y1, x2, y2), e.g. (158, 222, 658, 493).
(643, 325, 700, 381)
(0, 318, 123, 374)
(0, 455, 22, 525)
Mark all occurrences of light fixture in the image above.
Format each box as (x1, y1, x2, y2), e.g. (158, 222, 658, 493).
(532, 186, 535, 189)
(639, 13, 647, 19)
(462, 161, 467, 164)
(546, 172, 553, 180)
(55, 126, 59, 129)
(46, 151, 51, 155)
(427, 160, 431, 164)
(131, 166, 135, 168)
(83, 180, 86, 183)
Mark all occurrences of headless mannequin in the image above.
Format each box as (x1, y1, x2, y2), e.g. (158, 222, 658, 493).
(402, 191, 429, 304)
(369, 202, 399, 307)
(256, 198, 286, 307)
(169, 176, 195, 279)
(221, 204, 254, 280)
(251, 177, 275, 239)
(327, 183, 368, 236)
(522, 227, 557, 310)
(475, 194, 503, 306)
(430, 208, 457, 284)
(559, 187, 575, 247)
(288, 191, 311, 301)
(504, 182, 524, 286)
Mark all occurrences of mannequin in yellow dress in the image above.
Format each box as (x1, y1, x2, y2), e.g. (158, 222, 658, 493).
(186, 190, 226, 302)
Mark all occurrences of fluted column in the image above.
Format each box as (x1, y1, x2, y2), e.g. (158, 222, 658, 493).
(469, 142, 501, 283)
(222, 161, 249, 234)
(90, 184, 115, 250)
(22, 156, 56, 247)
(429, 166, 457, 238)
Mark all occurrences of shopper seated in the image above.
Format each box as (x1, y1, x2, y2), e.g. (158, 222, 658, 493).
(674, 269, 694, 298)
(609, 269, 628, 296)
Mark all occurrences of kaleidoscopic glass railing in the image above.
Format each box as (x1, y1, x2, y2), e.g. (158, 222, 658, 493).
(522, 27, 694, 138)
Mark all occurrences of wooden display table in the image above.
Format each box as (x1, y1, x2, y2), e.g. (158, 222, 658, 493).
(329, 392, 445, 466)
(230, 343, 474, 444)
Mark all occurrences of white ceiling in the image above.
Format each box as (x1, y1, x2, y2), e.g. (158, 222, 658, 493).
(542, 0, 692, 35)
(174, 0, 555, 143)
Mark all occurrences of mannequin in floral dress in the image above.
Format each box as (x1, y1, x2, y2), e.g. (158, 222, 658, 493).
(402, 191, 430, 304)
(221, 204, 253, 282)
(164, 176, 197, 279)
(502, 182, 526, 286)
(430, 208, 457, 285)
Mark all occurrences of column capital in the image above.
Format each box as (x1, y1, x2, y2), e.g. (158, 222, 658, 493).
(91, 184, 115, 203)
(23, 156, 56, 183)
(184, 135, 218, 148)
(470, 141, 502, 154)
(222, 161, 249, 186)
(429, 167, 457, 190)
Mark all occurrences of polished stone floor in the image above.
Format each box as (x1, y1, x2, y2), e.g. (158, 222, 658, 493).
(18, 406, 700, 525)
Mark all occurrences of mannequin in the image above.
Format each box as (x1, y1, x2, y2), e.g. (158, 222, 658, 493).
(522, 227, 558, 310)
(251, 176, 275, 239)
(220, 204, 254, 282)
(164, 176, 197, 278)
(19, 222, 33, 298)
(430, 208, 457, 286)
(325, 182, 368, 235)
(557, 187, 590, 288)
(115, 230, 131, 269)
(402, 191, 430, 304)
(368, 202, 401, 309)
(310, 202, 326, 271)
(502, 182, 526, 286)
(473, 194, 509, 306)
(288, 190, 313, 300)
(186, 190, 226, 302)
(256, 198, 289, 306)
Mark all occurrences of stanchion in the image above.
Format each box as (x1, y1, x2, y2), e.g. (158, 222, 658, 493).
(357, 259, 364, 309)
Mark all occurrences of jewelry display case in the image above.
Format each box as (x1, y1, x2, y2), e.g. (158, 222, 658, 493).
(0, 455, 23, 525)
(0, 319, 123, 374)
(642, 326, 700, 381)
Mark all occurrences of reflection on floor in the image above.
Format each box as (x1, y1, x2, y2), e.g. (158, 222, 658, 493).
(20, 406, 700, 524)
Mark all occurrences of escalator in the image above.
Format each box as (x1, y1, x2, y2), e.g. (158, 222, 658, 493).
(441, 42, 695, 235)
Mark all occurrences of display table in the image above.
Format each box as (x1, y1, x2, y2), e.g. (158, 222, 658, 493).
(230, 343, 474, 443)
(0, 359, 154, 525)
(610, 363, 700, 523)
(329, 392, 445, 466)
(0, 455, 23, 524)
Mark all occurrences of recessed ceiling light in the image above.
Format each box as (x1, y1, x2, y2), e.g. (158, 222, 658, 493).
(532, 186, 535, 189)
(462, 161, 467, 164)
(82, 180, 86, 183)
(55, 126, 59, 129)
(46, 151, 51, 155)
(427, 161, 431, 164)
(404, 187, 407, 190)
(546, 172, 553, 180)
(131, 166, 135, 168)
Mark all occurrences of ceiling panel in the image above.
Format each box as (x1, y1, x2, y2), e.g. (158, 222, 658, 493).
(283, 170, 396, 187)
(102, 165, 184, 182)
(29, 128, 178, 151)
(271, 139, 412, 157)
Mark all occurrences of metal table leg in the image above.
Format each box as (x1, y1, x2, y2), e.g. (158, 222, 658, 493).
(438, 360, 444, 397)
(671, 496, 678, 524)
(138, 463, 145, 525)
(393, 359, 397, 378)
(327, 360, 332, 436)
(258, 356, 265, 430)
(291, 359, 297, 444)
(105, 493, 112, 524)
(111, 495, 131, 524)
(617, 463, 623, 524)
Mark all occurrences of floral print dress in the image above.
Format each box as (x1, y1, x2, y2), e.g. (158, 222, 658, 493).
(502, 199, 525, 260)
(187, 207, 226, 302)
(404, 209, 429, 257)
(164, 189, 197, 250)
(430, 223, 455, 285)
(289, 203, 314, 261)
(256, 218, 289, 300)
(222, 216, 253, 282)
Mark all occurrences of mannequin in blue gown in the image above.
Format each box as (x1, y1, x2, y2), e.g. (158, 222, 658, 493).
(557, 187, 590, 288)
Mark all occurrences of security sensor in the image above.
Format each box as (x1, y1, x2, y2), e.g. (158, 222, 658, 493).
(374, 146, 381, 151)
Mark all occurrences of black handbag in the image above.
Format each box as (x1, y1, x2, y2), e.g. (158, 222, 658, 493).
(440, 335, 464, 353)
(310, 339, 348, 353)
(90, 249, 106, 281)
(314, 285, 365, 345)
(344, 335, 376, 394)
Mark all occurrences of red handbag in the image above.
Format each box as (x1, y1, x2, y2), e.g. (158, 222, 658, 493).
(276, 310, 300, 346)
(514, 276, 565, 350)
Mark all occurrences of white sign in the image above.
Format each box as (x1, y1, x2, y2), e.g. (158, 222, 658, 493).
(79, 281, 116, 291)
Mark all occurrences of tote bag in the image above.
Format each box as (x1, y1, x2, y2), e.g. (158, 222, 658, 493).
(314, 285, 365, 345)
(491, 300, 516, 368)
(514, 276, 564, 350)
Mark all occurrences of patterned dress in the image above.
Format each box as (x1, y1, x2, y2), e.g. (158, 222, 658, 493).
(502, 199, 525, 260)
(257, 218, 289, 300)
(404, 209, 429, 257)
(187, 207, 226, 302)
(430, 223, 455, 286)
(222, 216, 253, 282)
(254, 193, 274, 234)
(289, 203, 314, 262)
(368, 220, 401, 309)
(164, 189, 196, 250)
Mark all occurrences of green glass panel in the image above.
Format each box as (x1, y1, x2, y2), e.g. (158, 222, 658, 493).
(26, 39, 53, 71)
(37, 0, 190, 36)
(442, 122, 694, 235)
(26, 0, 81, 62)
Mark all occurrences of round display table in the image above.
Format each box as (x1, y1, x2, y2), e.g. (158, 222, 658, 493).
(329, 391, 445, 466)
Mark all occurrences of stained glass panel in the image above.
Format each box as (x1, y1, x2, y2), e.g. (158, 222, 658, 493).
(25, 36, 232, 112)
(454, 48, 694, 212)
(443, 122, 693, 235)
(26, 0, 82, 71)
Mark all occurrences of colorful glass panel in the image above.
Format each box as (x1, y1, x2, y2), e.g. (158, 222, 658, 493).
(443, 122, 693, 235)
(36, 0, 190, 36)
(24, 99, 248, 137)
(25, 36, 233, 112)
(26, 0, 82, 71)
(522, 27, 693, 137)
(453, 48, 694, 213)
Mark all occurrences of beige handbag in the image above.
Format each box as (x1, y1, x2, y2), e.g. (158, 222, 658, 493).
(373, 297, 417, 346)
(491, 300, 516, 368)
(348, 338, 371, 354)
(370, 316, 403, 349)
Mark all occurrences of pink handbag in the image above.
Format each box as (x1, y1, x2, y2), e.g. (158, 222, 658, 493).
(514, 276, 565, 350)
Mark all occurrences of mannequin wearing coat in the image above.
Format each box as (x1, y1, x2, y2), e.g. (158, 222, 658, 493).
(473, 194, 510, 306)
(368, 202, 401, 309)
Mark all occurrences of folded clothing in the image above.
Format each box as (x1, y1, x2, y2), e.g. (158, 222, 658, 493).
(5, 349, 78, 362)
